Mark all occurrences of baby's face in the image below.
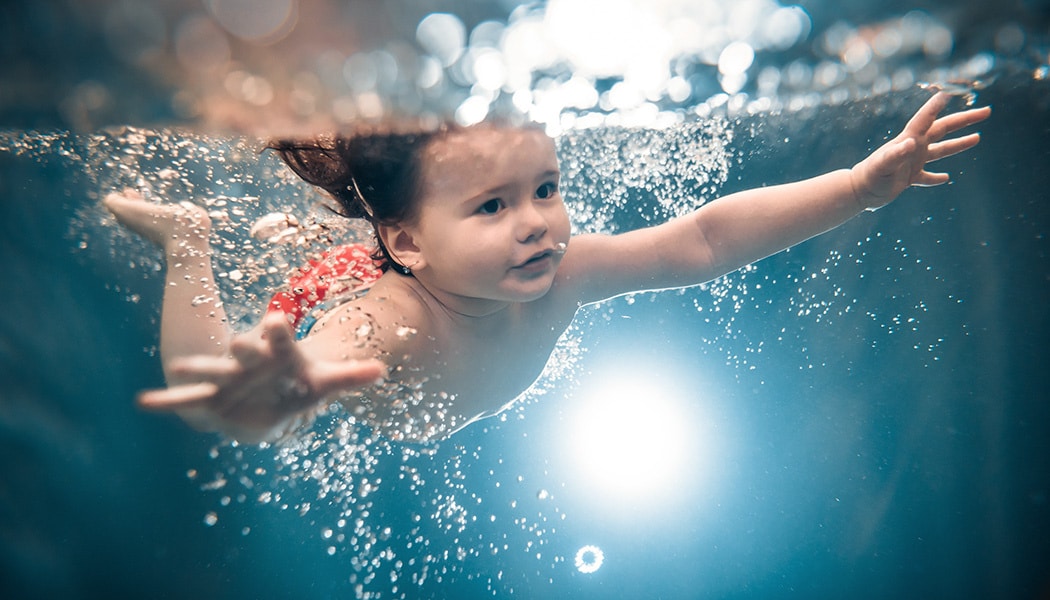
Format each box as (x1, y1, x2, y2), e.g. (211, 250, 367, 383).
(408, 126, 571, 309)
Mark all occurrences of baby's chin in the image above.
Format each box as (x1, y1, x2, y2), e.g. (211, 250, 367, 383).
(505, 279, 557, 304)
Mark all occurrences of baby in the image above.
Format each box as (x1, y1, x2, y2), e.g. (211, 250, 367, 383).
(104, 92, 990, 443)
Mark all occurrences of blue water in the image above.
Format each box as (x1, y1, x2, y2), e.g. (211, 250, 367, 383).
(3, 3, 1050, 600)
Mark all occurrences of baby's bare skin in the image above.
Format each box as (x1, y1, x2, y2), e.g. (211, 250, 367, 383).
(104, 190, 211, 251)
(106, 93, 990, 444)
(105, 191, 386, 442)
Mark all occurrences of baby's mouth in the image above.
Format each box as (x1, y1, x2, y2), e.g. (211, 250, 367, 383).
(515, 249, 554, 269)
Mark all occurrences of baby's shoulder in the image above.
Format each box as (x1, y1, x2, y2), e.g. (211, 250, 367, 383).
(317, 276, 438, 344)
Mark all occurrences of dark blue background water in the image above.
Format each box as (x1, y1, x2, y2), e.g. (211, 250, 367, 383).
(2, 71, 1047, 599)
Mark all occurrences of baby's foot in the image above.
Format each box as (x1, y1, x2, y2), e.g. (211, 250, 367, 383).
(104, 189, 212, 253)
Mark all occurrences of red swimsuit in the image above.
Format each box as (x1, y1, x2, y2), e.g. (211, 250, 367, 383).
(267, 243, 383, 332)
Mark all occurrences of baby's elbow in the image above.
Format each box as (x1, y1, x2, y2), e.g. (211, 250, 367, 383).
(682, 217, 724, 282)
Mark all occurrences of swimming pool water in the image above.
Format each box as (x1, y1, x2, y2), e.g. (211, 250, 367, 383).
(2, 2, 1049, 599)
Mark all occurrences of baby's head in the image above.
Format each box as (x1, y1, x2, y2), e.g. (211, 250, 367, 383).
(269, 121, 564, 280)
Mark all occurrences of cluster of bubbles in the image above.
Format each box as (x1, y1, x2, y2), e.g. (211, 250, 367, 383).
(556, 118, 734, 234)
(698, 233, 949, 381)
(187, 410, 570, 598)
(2, 122, 672, 597)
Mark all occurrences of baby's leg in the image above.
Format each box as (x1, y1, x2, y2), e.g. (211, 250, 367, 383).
(104, 190, 231, 385)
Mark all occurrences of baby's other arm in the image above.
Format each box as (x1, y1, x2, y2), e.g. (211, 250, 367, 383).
(561, 92, 990, 304)
(137, 312, 386, 443)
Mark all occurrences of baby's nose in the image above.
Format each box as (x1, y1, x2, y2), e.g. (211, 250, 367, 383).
(517, 202, 549, 242)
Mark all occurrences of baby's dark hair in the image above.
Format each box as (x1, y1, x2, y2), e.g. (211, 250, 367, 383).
(267, 125, 453, 272)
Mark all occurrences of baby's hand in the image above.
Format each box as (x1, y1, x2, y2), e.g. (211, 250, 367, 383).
(850, 91, 991, 210)
(137, 313, 387, 443)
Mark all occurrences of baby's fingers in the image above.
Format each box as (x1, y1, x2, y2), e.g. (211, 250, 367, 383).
(912, 170, 951, 187)
(260, 311, 298, 361)
(167, 355, 242, 380)
(927, 133, 980, 162)
(905, 92, 950, 136)
(310, 359, 387, 397)
(139, 382, 220, 410)
(930, 105, 991, 139)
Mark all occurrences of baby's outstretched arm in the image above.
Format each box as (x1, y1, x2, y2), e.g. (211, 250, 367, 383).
(568, 91, 991, 301)
(700, 92, 990, 272)
(139, 313, 386, 443)
(699, 92, 991, 274)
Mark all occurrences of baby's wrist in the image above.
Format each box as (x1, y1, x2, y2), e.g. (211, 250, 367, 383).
(846, 166, 878, 212)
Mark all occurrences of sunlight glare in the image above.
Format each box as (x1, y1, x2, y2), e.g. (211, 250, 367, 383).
(568, 373, 699, 503)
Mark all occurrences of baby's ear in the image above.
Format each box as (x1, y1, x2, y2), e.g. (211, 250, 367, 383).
(377, 223, 425, 272)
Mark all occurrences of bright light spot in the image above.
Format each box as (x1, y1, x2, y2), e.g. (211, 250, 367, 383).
(606, 81, 644, 110)
(224, 71, 274, 106)
(416, 13, 466, 67)
(511, 89, 533, 113)
(357, 92, 384, 120)
(417, 56, 445, 90)
(873, 27, 904, 58)
(561, 76, 599, 110)
(455, 95, 491, 125)
(718, 41, 755, 75)
(762, 6, 811, 50)
(466, 47, 506, 91)
(501, 15, 557, 89)
(720, 71, 748, 94)
(667, 76, 692, 103)
(842, 38, 873, 71)
(567, 373, 696, 502)
(815, 62, 845, 88)
(575, 545, 604, 573)
(470, 20, 505, 48)
(545, 0, 666, 79)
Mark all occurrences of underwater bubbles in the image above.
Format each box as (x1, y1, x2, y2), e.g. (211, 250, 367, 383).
(26, 121, 598, 598)
(574, 545, 604, 574)
(719, 41, 756, 94)
(416, 13, 467, 67)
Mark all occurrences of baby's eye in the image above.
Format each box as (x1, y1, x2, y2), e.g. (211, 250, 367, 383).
(478, 198, 503, 215)
(536, 181, 558, 199)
